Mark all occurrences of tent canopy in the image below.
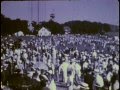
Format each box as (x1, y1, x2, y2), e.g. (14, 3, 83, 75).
(14, 31, 24, 36)
(38, 27, 51, 36)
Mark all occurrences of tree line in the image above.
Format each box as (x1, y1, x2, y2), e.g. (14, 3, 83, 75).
(1, 14, 112, 36)
(64, 20, 111, 35)
(1, 14, 29, 36)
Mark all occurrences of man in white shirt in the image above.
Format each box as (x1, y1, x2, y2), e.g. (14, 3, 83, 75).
(112, 63, 119, 74)
(59, 58, 69, 84)
(113, 80, 119, 90)
(93, 69, 104, 90)
(48, 77, 56, 90)
(52, 46, 57, 65)
(92, 50, 97, 59)
(83, 61, 89, 70)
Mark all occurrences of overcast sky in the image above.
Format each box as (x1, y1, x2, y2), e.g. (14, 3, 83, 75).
(1, 0, 119, 25)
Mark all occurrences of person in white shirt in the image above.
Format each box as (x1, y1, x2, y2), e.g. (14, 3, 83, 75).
(83, 61, 89, 70)
(67, 60, 75, 83)
(72, 59, 81, 79)
(91, 49, 97, 59)
(48, 76, 56, 90)
(104, 71, 113, 90)
(93, 69, 104, 90)
(113, 80, 119, 90)
(67, 70, 74, 90)
(21, 51, 28, 71)
(43, 53, 47, 64)
(52, 46, 57, 65)
(112, 63, 119, 74)
(59, 58, 69, 83)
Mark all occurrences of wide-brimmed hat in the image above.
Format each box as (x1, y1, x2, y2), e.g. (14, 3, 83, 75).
(94, 69, 99, 73)
(80, 82, 89, 89)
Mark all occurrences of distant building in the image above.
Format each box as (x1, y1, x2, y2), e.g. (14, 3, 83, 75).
(38, 27, 51, 36)
(64, 26, 71, 34)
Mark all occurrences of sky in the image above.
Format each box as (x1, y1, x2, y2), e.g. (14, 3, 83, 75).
(1, 0, 119, 25)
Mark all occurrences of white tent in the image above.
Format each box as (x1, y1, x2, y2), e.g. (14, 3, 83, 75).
(38, 27, 51, 36)
(14, 31, 24, 36)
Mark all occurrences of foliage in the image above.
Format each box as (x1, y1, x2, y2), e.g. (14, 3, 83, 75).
(1, 14, 30, 36)
(1, 14, 112, 36)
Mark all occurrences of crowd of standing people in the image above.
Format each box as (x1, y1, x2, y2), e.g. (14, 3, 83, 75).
(1, 34, 119, 90)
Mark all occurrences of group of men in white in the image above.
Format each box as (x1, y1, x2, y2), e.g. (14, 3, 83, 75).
(1, 34, 119, 90)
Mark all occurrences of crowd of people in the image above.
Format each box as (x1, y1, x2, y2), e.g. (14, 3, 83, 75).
(1, 34, 119, 90)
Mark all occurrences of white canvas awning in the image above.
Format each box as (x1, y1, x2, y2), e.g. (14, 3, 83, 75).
(38, 27, 51, 36)
(14, 31, 24, 36)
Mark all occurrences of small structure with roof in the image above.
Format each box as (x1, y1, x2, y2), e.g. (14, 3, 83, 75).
(14, 31, 24, 36)
(38, 27, 51, 36)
